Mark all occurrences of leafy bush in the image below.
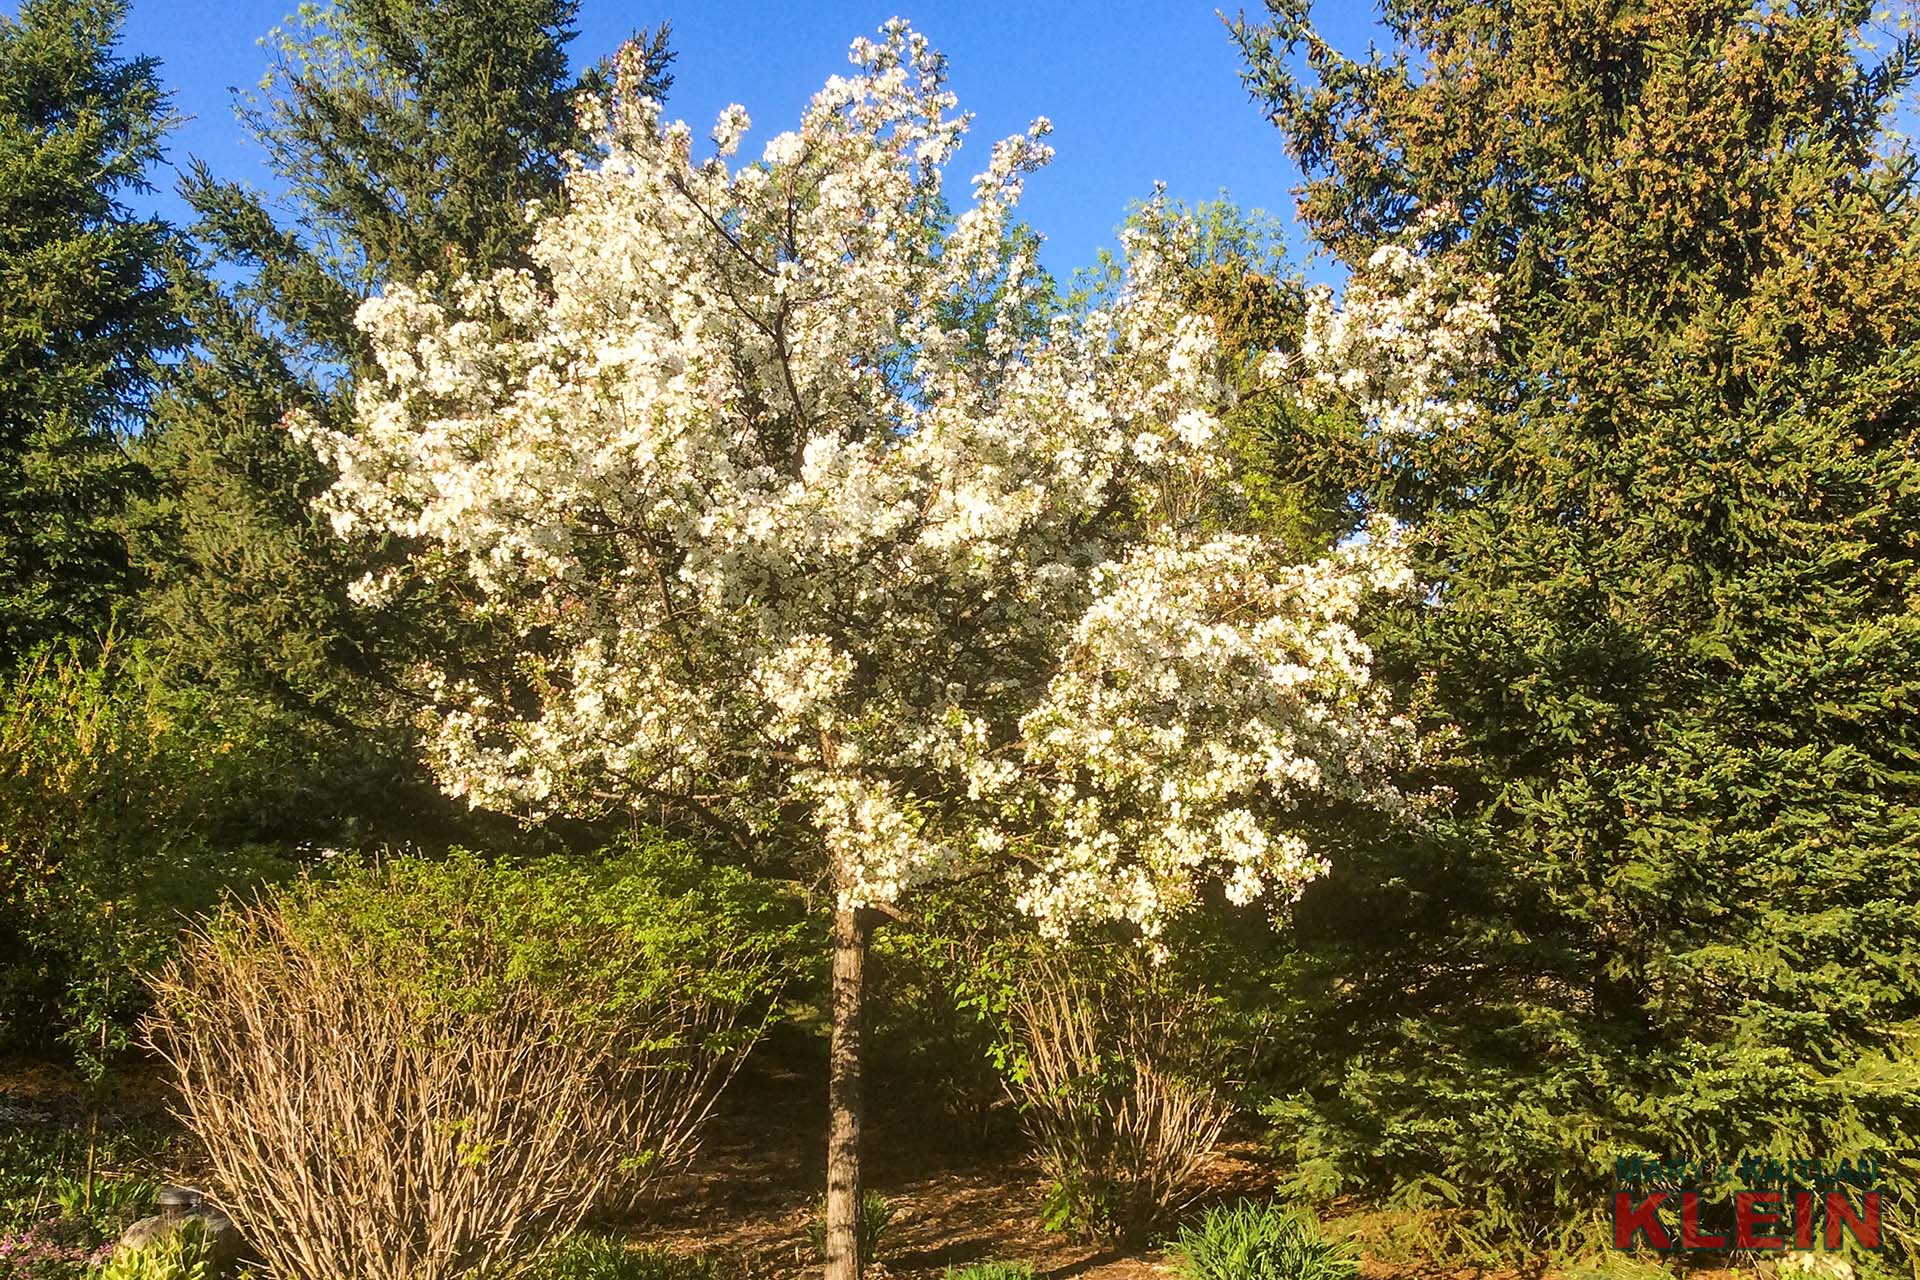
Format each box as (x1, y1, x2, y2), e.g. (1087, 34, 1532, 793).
(0, 1134, 163, 1280)
(89, 1228, 215, 1280)
(279, 839, 811, 1198)
(1169, 1203, 1356, 1280)
(0, 641, 298, 1071)
(867, 882, 1025, 1144)
(1009, 945, 1232, 1245)
(533, 1236, 723, 1280)
(805, 1193, 895, 1263)
(942, 1263, 1035, 1280)
(146, 842, 808, 1280)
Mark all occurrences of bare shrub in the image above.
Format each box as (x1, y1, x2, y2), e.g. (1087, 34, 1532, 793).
(144, 849, 804, 1280)
(1008, 948, 1233, 1244)
(147, 904, 632, 1280)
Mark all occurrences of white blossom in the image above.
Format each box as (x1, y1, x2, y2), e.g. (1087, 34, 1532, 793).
(1290, 213, 1498, 436)
(298, 23, 1469, 941)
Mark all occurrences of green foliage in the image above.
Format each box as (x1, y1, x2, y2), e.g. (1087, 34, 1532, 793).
(0, 1125, 175, 1280)
(1074, 195, 1300, 366)
(124, 261, 441, 848)
(1071, 193, 1366, 557)
(867, 880, 1029, 1143)
(1169, 1203, 1357, 1280)
(1037, 1182, 1083, 1238)
(532, 1236, 723, 1280)
(0, 1128, 166, 1239)
(0, 641, 296, 1069)
(1235, 0, 1920, 1259)
(90, 1229, 212, 1280)
(941, 1263, 1035, 1280)
(1325, 1206, 1505, 1270)
(1144, 196, 1362, 557)
(251, 836, 812, 1049)
(0, 0, 180, 663)
(44, 1176, 151, 1232)
(239, 0, 668, 292)
(805, 1193, 896, 1263)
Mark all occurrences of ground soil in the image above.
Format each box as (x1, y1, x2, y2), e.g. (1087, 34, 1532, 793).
(628, 1049, 1252, 1280)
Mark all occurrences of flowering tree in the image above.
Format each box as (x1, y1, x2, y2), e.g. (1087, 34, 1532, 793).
(300, 25, 1485, 1280)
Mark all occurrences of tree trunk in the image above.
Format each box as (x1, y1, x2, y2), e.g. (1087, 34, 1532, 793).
(824, 906, 870, 1280)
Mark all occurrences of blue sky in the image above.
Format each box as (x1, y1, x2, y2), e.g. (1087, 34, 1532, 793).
(83, 1, 1384, 282)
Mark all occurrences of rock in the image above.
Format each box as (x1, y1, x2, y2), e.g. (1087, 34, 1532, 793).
(116, 1196, 245, 1273)
(0, 1095, 50, 1125)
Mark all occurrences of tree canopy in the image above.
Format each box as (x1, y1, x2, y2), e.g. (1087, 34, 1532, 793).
(1236, 0, 1920, 1240)
(0, 0, 177, 665)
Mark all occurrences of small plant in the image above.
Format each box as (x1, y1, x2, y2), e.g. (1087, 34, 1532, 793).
(942, 1263, 1035, 1280)
(0, 1127, 173, 1280)
(1169, 1202, 1357, 1280)
(48, 1176, 155, 1228)
(0, 1127, 170, 1240)
(90, 1230, 214, 1280)
(805, 1193, 895, 1263)
(0, 1221, 111, 1280)
(535, 1235, 724, 1280)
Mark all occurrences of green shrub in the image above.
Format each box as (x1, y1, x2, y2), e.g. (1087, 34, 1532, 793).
(805, 1193, 896, 1263)
(1326, 1206, 1504, 1270)
(0, 1125, 169, 1280)
(268, 838, 813, 1190)
(534, 1236, 723, 1280)
(90, 1230, 213, 1280)
(1169, 1203, 1356, 1280)
(0, 641, 298, 1071)
(867, 882, 1027, 1145)
(0, 1127, 168, 1239)
(270, 837, 812, 1058)
(942, 1263, 1035, 1280)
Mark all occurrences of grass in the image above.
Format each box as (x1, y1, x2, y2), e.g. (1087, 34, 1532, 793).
(1168, 1202, 1358, 1280)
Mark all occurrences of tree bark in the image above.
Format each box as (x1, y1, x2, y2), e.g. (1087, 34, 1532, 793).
(824, 906, 871, 1280)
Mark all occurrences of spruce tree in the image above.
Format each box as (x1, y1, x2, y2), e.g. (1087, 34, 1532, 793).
(0, 0, 177, 665)
(1235, 0, 1920, 1245)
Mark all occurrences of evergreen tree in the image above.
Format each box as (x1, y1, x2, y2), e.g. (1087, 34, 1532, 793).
(1235, 0, 1920, 1248)
(128, 0, 671, 837)
(0, 0, 177, 666)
